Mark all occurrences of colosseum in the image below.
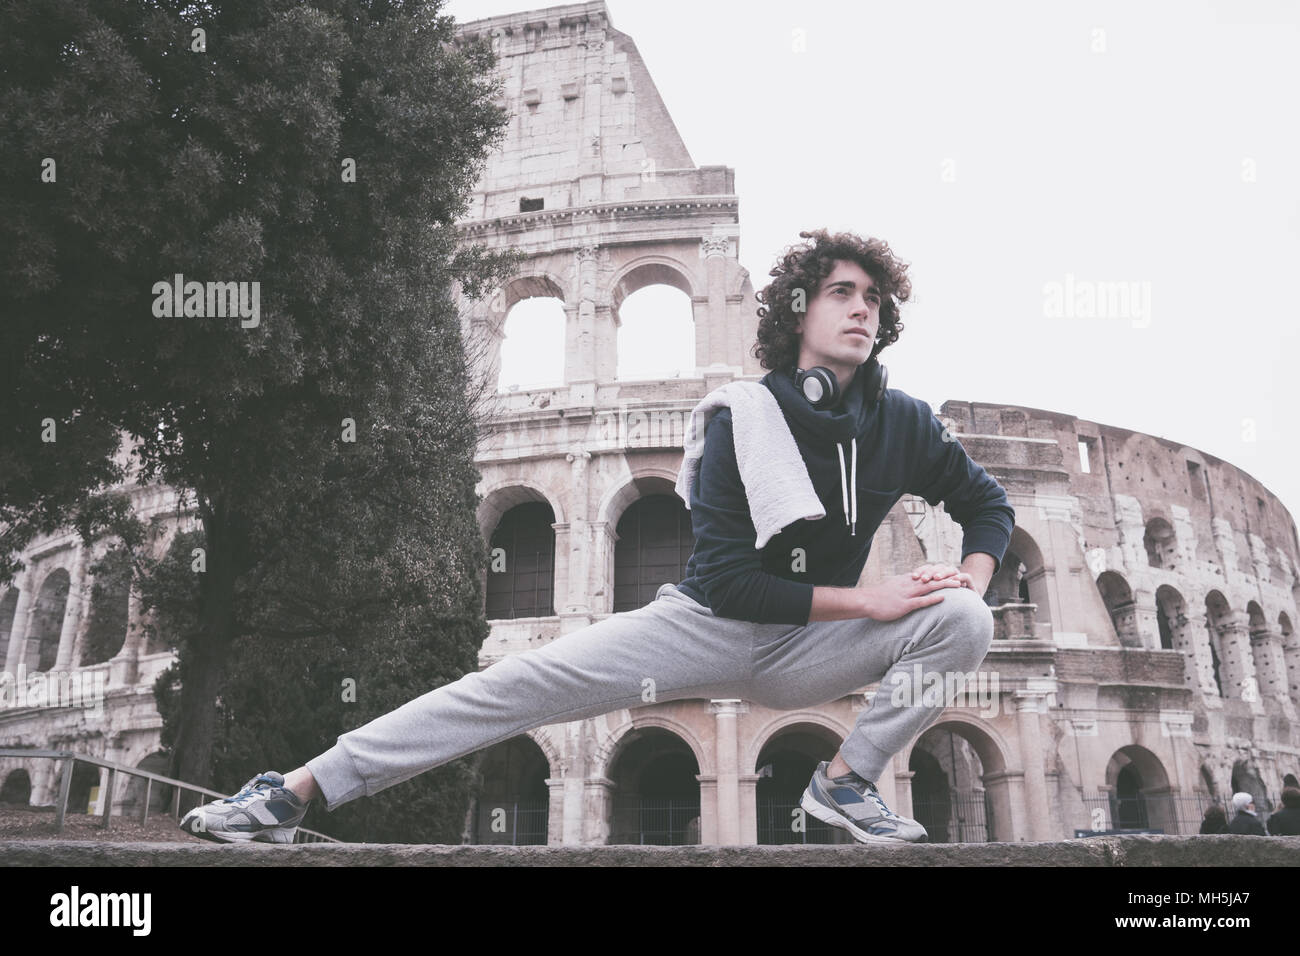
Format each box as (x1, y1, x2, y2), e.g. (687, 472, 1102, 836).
(2, 0, 1297, 845)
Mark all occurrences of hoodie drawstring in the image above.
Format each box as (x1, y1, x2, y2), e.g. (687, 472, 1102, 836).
(835, 439, 858, 536)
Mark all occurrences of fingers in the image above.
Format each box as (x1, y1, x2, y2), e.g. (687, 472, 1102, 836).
(910, 563, 961, 584)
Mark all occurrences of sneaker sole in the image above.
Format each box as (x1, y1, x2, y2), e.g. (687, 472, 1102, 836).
(180, 813, 299, 845)
(799, 789, 918, 845)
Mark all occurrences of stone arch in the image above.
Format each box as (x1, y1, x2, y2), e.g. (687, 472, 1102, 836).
(1103, 744, 1177, 833)
(1245, 600, 1285, 701)
(27, 566, 71, 673)
(1096, 570, 1141, 647)
(80, 545, 132, 666)
(600, 472, 693, 612)
(1155, 584, 1205, 693)
(467, 734, 552, 845)
(524, 727, 563, 780)
(477, 479, 565, 536)
(1205, 590, 1250, 699)
(750, 718, 848, 845)
(500, 271, 570, 313)
(1143, 517, 1178, 569)
(985, 526, 1051, 633)
(610, 256, 699, 315)
(901, 715, 1012, 841)
(480, 484, 560, 621)
(0, 768, 32, 805)
(1230, 758, 1270, 814)
(594, 712, 712, 779)
(743, 711, 850, 773)
(601, 721, 705, 845)
(496, 273, 569, 392)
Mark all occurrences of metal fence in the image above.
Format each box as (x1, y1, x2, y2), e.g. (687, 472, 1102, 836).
(911, 791, 993, 843)
(1081, 791, 1221, 836)
(609, 796, 701, 845)
(756, 797, 848, 844)
(470, 797, 549, 845)
(0, 748, 339, 843)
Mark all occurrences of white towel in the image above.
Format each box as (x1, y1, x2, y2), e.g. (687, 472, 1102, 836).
(675, 381, 827, 549)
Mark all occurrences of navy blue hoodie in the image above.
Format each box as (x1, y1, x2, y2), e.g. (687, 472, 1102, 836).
(676, 358, 1016, 624)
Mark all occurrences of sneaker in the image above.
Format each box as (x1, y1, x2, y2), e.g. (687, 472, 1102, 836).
(800, 760, 928, 844)
(179, 771, 309, 844)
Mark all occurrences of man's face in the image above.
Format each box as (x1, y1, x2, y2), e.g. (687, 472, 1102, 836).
(793, 259, 881, 391)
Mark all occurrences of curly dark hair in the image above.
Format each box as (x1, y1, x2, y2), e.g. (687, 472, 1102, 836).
(753, 228, 912, 373)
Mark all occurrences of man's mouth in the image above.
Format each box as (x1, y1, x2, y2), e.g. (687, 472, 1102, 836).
(845, 330, 871, 338)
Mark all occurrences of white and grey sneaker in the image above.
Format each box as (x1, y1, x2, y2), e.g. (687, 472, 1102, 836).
(800, 760, 928, 844)
(179, 771, 309, 844)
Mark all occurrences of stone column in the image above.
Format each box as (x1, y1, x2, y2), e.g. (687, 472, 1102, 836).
(1220, 613, 1261, 711)
(709, 699, 746, 845)
(1014, 689, 1053, 841)
(737, 772, 759, 845)
(893, 767, 917, 821)
(701, 237, 728, 368)
(544, 776, 566, 846)
(563, 450, 592, 615)
(982, 769, 1026, 842)
(3, 568, 35, 676)
(53, 546, 88, 672)
(696, 774, 718, 845)
(572, 244, 600, 388)
(583, 774, 615, 845)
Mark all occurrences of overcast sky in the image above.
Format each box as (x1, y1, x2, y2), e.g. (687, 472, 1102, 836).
(445, 0, 1300, 526)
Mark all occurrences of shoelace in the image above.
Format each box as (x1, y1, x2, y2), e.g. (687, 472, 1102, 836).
(221, 773, 279, 805)
(831, 770, 900, 819)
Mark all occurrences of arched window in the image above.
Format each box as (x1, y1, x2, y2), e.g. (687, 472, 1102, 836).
(486, 502, 556, 619)
(613, 495, 693, 612)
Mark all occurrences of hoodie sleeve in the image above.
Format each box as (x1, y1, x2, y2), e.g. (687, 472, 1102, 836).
(905, 400, 1016, 573)
(688, 411, 815, 625)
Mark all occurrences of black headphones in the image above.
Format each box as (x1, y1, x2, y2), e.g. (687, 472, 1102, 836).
(792, 357, 888, 410)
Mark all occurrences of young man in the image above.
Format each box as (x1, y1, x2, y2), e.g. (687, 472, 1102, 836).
(180, 228, 1015, 846)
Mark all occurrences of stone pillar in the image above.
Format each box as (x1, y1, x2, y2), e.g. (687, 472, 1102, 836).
(893, 766, 916, 821)
(1248, 627, 1288, 703)
(545, 775, 566, 846)
(583, 774, 615, 845)
(3, 568, 34, 676)
(696, 774, 718, 845)
(563, 450, 592, 615)
(1220, 614, 1261, 711)
(690, 295, 711, 371)
(737, 772, 759, 845)
(982, 769, 1026, 842)
(701, 238, 728, 368)
(709, 699, 745, 844)
(572, 244, 600, 387)
(1014, 689, 1053, 841)
(53, 547, 88, 672)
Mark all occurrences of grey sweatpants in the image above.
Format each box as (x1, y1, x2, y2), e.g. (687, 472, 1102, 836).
(305, 581, 994, 811)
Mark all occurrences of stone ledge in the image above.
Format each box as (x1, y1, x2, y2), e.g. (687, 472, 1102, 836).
(4, 835, 1298, 866)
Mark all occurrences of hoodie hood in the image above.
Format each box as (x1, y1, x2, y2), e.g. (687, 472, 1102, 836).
(762, 358, 882, 537)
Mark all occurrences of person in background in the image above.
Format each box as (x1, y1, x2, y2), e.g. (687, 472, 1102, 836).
(1226, 791, 1266, 835)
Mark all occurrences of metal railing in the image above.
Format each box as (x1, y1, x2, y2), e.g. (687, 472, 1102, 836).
(756, 797, 845, 844)
(0, 748, 339, 843)
(911, 791, 993, 843)
(469, 797, 549, 845)
(1081, 791, 1222, 836)
(609, 796, 701, 845)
